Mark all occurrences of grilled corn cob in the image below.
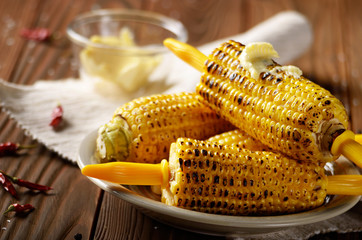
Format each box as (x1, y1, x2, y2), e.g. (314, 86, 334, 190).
(151, 129, 269, 195)
(207, 129, 270, 151)
(164, 138, 327, 215)
(96, 92, 234, 163)
(164, 38, 362, 168)
(151, 129, 269, 196)
(82, 138, 362, 216)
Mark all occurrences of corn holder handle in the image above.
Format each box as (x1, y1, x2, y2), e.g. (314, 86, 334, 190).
(163, 38, 362, 169)
(82, 160, 169, 187)
(81, 160, 362, 195)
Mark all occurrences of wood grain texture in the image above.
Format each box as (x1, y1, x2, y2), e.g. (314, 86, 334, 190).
(343, 0, 362, 132)
(0, 0, 361, 239)
(0, 1, 100, 240)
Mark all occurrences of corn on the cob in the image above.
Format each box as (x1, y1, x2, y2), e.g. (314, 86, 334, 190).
(164, 38, 362, 168)
(163, 138, 327, 215)
(96, 92, 234, 163)
(151, 129, 268, 196)
(207, 129, 270, 151)
(82, 138, 362, 216)
(151, 129, 268, 195)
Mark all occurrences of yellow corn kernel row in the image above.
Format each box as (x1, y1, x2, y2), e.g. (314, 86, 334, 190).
(163, 38, 362, 168)
(96, 92, 234, 163)
(82, 137, 362, 216)
(196, 40, 348, 163)
(161, 138, 327, 216)
(207, 129, 270, 151)
(151, 130, 270, 195)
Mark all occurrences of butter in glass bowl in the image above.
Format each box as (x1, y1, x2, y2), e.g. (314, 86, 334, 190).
(67, 9, 188, 94)
(80, 27, 162, 92)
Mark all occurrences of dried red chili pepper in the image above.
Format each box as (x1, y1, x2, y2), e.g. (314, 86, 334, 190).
(3, 173, 52, 192)
(3, 203, 35, 215)
(0, 173, 17, 198)
(0, 142, 36, 157)
(49, 104, 63, 127)
(0, 142, 17, 156)
(20, 28, 52, 42)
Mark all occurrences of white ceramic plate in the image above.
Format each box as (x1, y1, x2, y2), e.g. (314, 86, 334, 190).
(77, 130, 361, 237)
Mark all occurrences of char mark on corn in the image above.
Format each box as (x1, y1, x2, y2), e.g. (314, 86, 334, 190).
(196, 40, 348, 163)
(207, 129, 271, 151)
(162, 138, 327, 216)
(97, 92, 235, 163)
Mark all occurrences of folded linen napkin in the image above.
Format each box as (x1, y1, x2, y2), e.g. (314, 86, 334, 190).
(0, 12, 312, 162)
(0, 11, 313, 163)
(1, 10, 362, 240)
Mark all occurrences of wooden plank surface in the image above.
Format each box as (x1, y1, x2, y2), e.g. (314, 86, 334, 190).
(0, 0, 361, 239)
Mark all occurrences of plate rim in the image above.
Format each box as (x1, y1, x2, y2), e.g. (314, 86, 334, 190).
(77, 129, 361, 230)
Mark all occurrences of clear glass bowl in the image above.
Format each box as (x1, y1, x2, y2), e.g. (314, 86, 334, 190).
(67, 9, 188, 94)
(78, 130, 361, 237)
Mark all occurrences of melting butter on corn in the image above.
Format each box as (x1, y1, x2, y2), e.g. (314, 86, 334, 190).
(239, 42, 302, 80)
(196, 40, 349, 163)
(80, 28, 161, 92)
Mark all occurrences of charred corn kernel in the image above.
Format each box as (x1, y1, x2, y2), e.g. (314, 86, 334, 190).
(96, 92, 234, 163)
(197, 40, 348, 163)
(83, 138, 362, 216)
(164, 39, 362, 168)
(207, 129, 270, 151)
(142, 129, 268, 196)
(162, 138, 327, 216)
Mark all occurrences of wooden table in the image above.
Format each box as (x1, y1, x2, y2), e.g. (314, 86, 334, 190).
(0, 0, 361, 239)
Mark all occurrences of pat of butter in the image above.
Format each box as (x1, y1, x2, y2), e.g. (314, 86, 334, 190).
(270, 65, 303, 79)
(239, 42, 302, 79)
(80, 28, 161, 92)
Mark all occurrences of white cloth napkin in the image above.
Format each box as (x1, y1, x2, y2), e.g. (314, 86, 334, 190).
(2, 11, 362, 239)
(0, 11, 313, 163)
